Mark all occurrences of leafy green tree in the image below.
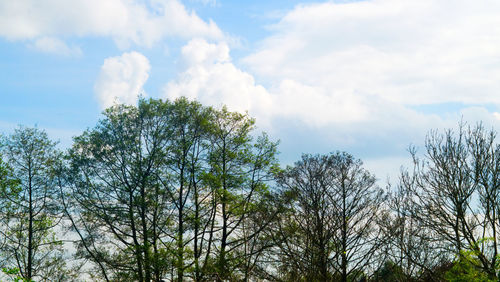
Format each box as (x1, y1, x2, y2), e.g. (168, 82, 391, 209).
(163, 98, 211, 282)
(202, 107, 279, 281)
(0, 152, 18, 197)
(446, 252, 494, 282)
(445, 238, 500, 282)
(0, 152, 19, 275)
(68, 99, 175, 281)
(2, 266, 29, 282)
(66, 98, 278, 282)
(235, 188, 280, 281)
(0, 127, 69, 281)
(372, 260, 406, 282)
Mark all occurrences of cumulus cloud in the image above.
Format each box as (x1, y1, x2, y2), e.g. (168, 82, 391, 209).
(31, 37, 82, 56)
(162, 1, 500, 172)
(162, 38, 461, 134)
(163, 39, 377, 127)
(160, 0, 500, 132)
(0, 0, 224, 50)
(163, 39, 273, 122)
(243, 0, 500, 123)
(94, 51, 150, 109)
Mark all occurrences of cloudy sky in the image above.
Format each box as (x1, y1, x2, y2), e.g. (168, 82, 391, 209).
(1, 0, 500, 182)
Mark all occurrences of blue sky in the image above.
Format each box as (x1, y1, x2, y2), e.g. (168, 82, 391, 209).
(1, 0, 500, 182)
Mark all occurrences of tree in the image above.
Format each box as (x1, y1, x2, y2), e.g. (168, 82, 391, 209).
(329, 152, 386, 282)
(66, 98, 279, 281)
(372, 260, 406, 282)
(272, 152, 386, 281)
(400, 123, 500, 280)
(0, 149, 17, 196)
(202, 107, 279, 281)
(159, 98, 210, 282)
(445, 239, 498, 282)
(273, 154, 341, 281)
(0, 149, 18, 274)
(0, 127, 70, 281)
(380, 181, 447, 281)
(68, 99, 180, 281)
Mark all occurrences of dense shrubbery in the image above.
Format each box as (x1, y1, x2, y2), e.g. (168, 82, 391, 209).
(0, 98, 498, 281)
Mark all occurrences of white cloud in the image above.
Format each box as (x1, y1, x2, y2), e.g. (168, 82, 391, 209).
(163, 39, 273, 123)
(363, 155, 413, 184)
(161, 1, 499, 176)
(31, 37, 82, 57)
(161, 38, 463, 133)
(459, 107, 500, 129)
(94, 51, 151, 109)
(181, 37, 230, 66)
(163, 39, 380, 127)
(243, 0, 500, 124)
(0, 0, 224, 49)
(271, 79, 369, 126)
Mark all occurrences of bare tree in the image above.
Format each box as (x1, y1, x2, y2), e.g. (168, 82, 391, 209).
(272, 152, 386, 281)
(381, 180, 448, 282)
(400, 123, 500, 280)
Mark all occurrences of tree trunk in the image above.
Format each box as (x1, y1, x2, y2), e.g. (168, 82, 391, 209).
(27, 167, 33, 280)
(177, 166, 185, 282)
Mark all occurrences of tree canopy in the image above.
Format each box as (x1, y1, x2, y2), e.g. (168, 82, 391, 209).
(0, 98, 498, 282)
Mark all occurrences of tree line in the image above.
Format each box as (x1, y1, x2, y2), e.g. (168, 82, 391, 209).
(0, 97, 499, 281)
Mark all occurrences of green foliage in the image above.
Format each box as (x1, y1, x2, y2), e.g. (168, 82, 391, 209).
(2, 267, 30, 282)
(0, 158, 19, 194)
(66, 97, 281, 281)
(372, 261, 406, 282)
(446, 240, 499, 282)
(69, 99, 175, 281)
(4, 101, 497, 282)
(0, 127, 69, 281)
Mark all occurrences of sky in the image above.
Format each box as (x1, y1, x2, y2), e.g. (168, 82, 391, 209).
(1, 0, 500, 183)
